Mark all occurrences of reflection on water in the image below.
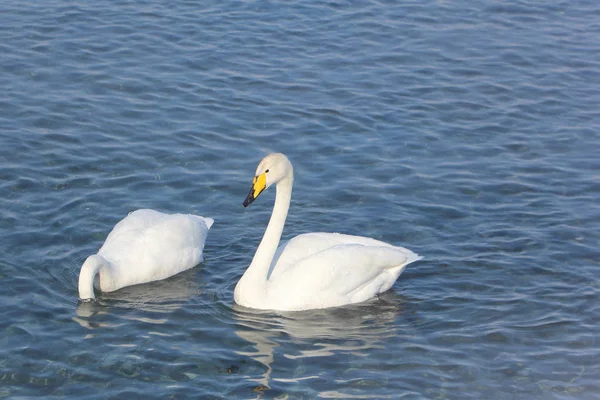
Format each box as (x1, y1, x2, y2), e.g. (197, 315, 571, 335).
(234, 328, 279, 392)
(3, 0, 598, 396)
(232, 292, 407, 392)
(100, 268, 201, 312)
(73, 268, 201, 329)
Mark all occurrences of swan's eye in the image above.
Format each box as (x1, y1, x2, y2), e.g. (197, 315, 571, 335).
(265, 169, 270, 173)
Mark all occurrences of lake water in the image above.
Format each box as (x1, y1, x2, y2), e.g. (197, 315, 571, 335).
(1, 0, 599, 398)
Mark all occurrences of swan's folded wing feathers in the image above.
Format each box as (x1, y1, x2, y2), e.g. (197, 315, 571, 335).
(100, 209, 167, 254)
(273, 243, 413, 300)
(269, 232, 397, 280)
(136, 215, 210, 271)
(99, 212, 210, 285)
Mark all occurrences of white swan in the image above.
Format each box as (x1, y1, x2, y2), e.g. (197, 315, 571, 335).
(78, 209, 213, 301)
(234, 153, 422, 311)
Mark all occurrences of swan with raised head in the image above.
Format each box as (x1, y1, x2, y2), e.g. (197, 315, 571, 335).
(234, 153, 421, 311)
(78, 209, 213, 301)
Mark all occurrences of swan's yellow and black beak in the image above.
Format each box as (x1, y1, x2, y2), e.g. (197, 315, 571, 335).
(243, 173, 267, 207)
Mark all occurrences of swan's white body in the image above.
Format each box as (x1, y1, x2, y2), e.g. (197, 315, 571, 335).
(78, 209, 213, 300)
(234, 153, 421, 311)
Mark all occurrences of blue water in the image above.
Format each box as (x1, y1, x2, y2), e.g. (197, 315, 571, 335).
(1, 0, 599, 398)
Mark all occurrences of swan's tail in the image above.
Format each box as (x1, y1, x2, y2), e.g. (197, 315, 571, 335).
(203, 217, 215, 230)
(398, 247, 422, 267)
(406, 253, 423, 265)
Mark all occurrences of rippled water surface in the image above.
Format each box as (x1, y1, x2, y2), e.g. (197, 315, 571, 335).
(1, 0, 600, 398)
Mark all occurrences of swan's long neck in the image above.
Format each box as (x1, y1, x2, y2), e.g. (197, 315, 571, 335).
(236, 175, 293, 302)
(251, 176, 293, 279)
(78, 255, 108, 300)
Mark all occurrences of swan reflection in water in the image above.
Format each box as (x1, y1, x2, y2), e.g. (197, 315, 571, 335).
(73, 268, 201, 329)
(232, 291, 410, 393)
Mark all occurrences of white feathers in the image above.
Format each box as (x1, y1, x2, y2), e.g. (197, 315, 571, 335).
(234, 153, 421, 311)
(77, 153, 422, 310)
(78, 209, 213, 300)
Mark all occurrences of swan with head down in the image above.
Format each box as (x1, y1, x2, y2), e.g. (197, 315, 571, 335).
(78, 209, 213, 301)
(234, 153, 421, 311)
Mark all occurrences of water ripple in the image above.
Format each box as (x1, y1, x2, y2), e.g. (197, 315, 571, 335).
(1, 0, 600, 398)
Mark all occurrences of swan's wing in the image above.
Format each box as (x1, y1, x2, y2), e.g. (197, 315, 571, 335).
(100, 209, 169, 250)
(269, 232, 397, 280)
(134, 213, 212, 270)
(98, 211, 212, 286)
(270, 241, 420, 310)
(101, 210, 212, 254)
(110, 209, 168, 231)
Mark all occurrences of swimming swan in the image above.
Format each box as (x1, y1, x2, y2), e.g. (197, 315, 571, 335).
(234, 153, 422, 311)
(78, 209, 213, 301)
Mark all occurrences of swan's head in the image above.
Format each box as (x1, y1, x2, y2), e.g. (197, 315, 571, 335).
(243, 153, 294, 207)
